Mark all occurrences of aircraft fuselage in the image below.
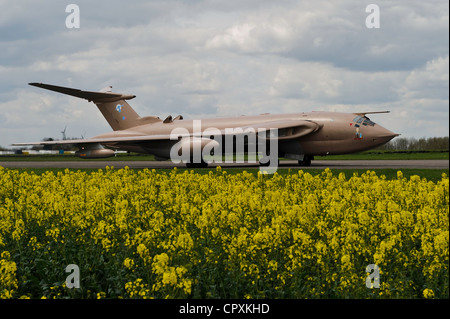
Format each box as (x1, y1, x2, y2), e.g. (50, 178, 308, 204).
(15, 83, 399, 167)
(93, 111, 398, 159)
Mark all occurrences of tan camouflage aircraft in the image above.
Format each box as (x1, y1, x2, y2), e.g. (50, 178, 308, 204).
(13, 83, 399, 168)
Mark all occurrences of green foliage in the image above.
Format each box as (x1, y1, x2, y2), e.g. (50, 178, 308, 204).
(0, 167, 448, 299)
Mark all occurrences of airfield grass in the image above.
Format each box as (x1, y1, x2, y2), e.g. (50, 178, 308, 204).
(4, 167, 448, 183)
(315, 151, 449, 160)
(1, 150, 448, 182)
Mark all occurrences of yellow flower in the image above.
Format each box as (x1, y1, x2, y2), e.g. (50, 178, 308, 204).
(123, 258, 135, 270)
(0, 252, 18, 299)
(0, 167, 447, 299)
(97, 292, 106, 299)
(423, 288, 435, 299)
(162, 269, 178, 286)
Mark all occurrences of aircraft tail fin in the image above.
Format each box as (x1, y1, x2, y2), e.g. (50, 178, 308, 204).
(28, 83, 160, 131)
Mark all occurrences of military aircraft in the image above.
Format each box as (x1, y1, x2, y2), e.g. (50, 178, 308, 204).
(13, 83, 399, 168)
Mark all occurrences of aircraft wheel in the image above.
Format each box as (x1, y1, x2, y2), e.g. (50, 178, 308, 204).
(186, 158, 208, 168)
(197, 160, 208, 168)
(298, 155, 312, 166)
(259, 158, 279, 167)
(259, 160, 270, 167)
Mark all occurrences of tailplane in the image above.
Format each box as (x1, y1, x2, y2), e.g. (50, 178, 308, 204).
(28, 83, 161, 131)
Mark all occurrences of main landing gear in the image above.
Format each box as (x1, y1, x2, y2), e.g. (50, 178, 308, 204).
(298, 155, 313, 166)
(186, 157, 208, 168)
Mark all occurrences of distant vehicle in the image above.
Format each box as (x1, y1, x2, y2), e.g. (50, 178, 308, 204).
(13, 83, 399, 167)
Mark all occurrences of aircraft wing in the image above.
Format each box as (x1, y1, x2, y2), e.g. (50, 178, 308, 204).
(12, 119, 321, 147)
(11, 135, 186, 147)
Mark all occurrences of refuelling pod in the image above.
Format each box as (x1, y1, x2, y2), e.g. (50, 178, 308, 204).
(75, 143, 115, 159)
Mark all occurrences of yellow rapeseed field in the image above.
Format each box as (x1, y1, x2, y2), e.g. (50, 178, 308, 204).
(0, 166, 448, 299)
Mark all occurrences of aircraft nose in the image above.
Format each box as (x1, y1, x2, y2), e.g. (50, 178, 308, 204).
(371, 125, 400, 145)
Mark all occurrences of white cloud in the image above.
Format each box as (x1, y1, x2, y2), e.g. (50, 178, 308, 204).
(401, 55, 449, 99)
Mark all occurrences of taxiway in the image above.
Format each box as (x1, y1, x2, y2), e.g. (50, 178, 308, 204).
(0, 160, 448, 169)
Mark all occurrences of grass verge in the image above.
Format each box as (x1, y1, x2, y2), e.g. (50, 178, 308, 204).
(5, 167, 448, 183)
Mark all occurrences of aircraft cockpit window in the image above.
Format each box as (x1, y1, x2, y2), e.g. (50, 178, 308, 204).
(362, 116, 375, 126)
(352, 115, 376, 126)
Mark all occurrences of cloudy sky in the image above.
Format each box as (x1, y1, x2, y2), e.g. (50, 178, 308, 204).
(1, 0, 448, 147)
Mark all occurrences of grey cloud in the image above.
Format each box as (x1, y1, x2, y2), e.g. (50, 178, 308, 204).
(204, 1, 449, 71)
